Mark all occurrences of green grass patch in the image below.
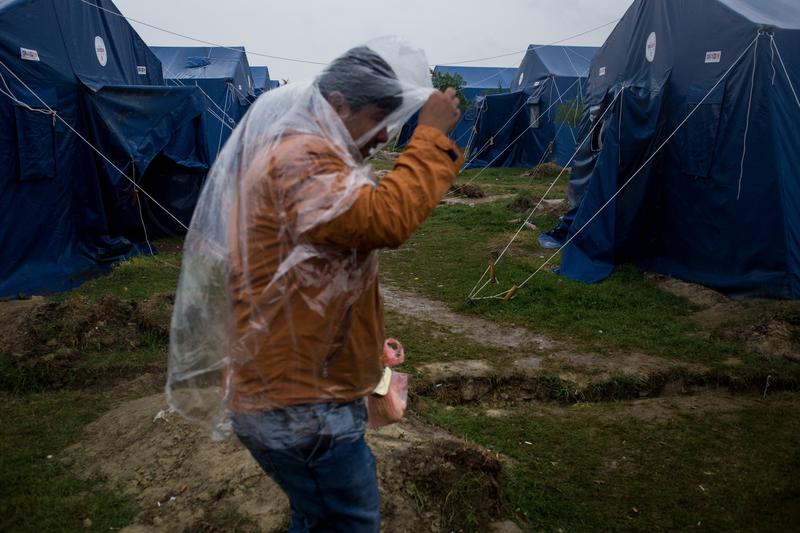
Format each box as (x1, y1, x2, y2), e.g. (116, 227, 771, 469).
(422, 396, 800, 532)
(64, 237, 183, 301)
(0, 391, 136, 532)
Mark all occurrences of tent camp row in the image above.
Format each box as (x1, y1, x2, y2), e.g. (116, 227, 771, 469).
(465, 0, 799, 301)
(413, 1, 798, 301)
(466, 44, 598, 169)
(0, 0, 276, 298)
(2, 0, 798, 301)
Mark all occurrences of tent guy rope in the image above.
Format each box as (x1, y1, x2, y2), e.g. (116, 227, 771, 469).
(0, 58, 191, 233)
(470, 33, 762, 301)
(467, 89, 622, 300)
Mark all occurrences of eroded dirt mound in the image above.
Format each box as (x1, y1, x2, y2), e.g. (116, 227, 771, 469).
(649, 274, 800, 361)
(506, 195, 569, 217)
(0, 294, 174, 390)
(0, 293, 173, 359)
(522, 162, 567, 177)
(717, 315, 800, 362)
(66, 394, 506, 533)
(448, 184, 485, 199)
(414, 352, 707, 406)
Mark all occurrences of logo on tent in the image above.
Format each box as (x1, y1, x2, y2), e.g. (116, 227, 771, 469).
(137, 66, 147, 75)
(705, 51, 722, 64)
(20, 48, 40, 61)
(646, 32, 657, 63)
(95, 36, 107, 67)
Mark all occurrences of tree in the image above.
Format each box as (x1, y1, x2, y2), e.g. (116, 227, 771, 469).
(430, 70, 469, 110)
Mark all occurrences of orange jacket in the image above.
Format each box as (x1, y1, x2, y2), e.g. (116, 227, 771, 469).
(228, 125, 463, 413)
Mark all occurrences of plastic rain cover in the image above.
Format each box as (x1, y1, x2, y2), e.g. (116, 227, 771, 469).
(167, 37, 434, 439)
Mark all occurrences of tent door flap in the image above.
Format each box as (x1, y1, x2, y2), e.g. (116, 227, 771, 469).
(14, 105, 57, 182)
(680, 82, 726, 178)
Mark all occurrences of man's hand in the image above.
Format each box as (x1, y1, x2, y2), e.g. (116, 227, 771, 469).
(418, 87, 461, 135)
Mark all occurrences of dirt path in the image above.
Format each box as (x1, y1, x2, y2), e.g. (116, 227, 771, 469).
(382, 285, 556, 352)
(381, 284, 704, 394)
(440, 194, 516, 206)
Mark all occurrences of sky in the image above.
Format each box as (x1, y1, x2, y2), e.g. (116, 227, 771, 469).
(114, 0, 635, 82)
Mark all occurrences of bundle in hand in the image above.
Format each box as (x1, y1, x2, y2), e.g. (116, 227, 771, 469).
(368, 338, 409, 428)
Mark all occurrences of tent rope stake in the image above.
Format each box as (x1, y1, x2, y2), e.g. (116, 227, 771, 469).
(467, 89, 622, 300)
(473, 33, 762, 302)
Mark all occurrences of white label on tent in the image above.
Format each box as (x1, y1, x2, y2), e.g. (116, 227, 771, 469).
(705, 51, 722, 64)
(533, 81, 541, 87)
(20, 48, 40, 61)
(137, 66, 147, 75)
(95, 36, 107, 67)
(646, 32, 657, 62)
(599, 66, 607, 77)
(519, 72, 525, 85)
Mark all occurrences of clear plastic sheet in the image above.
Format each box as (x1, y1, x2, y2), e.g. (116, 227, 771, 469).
(167, 37, 435, 439)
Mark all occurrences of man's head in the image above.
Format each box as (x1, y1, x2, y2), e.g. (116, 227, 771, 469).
(317, 46, 403, 157)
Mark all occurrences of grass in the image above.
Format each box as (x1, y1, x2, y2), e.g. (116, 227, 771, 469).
(63, 237, 183, 301)
(422, 396, 800, 532)
(0, 240, 183, 531)
(3, 166, 800, 531)
(0, 391, 136, 532)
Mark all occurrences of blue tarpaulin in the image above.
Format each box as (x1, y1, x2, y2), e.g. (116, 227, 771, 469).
(250, 66, 273, 96)
(466, 45, 598, 169)
(552, 0, 800, 299)
(152, 46, 255, 160)
(397, 65, 517, 148)
(0, 0, 208, 297)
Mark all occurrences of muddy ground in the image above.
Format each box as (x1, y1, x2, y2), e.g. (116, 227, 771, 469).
(65, 393, 505, 533)
(3, 275, 799, 531)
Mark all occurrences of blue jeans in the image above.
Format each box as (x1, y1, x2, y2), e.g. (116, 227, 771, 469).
(236, 430, 381, 532)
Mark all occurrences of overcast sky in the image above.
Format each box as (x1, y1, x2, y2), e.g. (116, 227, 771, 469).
(114, 0, 634, 82)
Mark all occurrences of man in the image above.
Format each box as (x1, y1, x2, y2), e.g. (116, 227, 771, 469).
(227, 44, 462, 532)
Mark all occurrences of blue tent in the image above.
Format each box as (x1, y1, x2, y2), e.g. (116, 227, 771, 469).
(550, 0, 800, 299)
(466, 45, 598, 169)
(0, 0, 208, 297)
(152, 46, 255, 160)
(434, 65, 517, 147)
(397, 65, 516, 149)
(250, 66, 273, 96)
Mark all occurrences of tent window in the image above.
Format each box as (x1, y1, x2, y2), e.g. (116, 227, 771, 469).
(589, 105, 604, 152)
(14, 106, 57, 182)
(529, 103, 540, 128)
